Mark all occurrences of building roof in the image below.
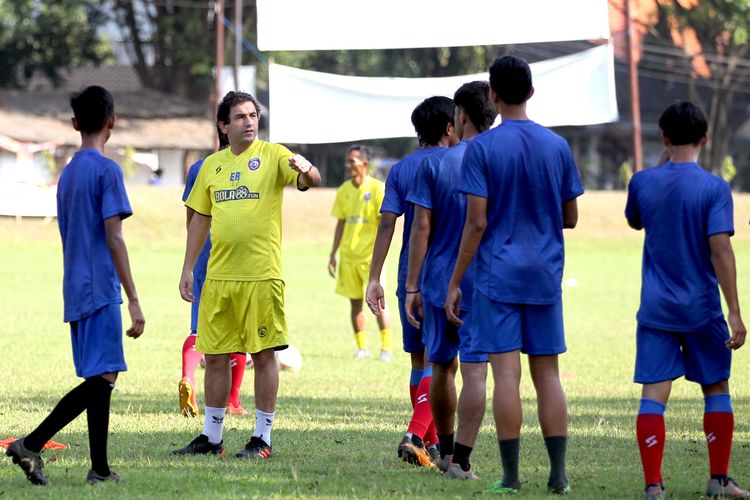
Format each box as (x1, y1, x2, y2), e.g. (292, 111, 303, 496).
(0, 65, 214, 149)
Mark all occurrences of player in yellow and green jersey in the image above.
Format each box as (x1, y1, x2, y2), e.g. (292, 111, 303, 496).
(329, 145, 393, 361)
(171, 91, 321, 460)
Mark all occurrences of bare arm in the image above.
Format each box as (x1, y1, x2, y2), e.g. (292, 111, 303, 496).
(179, 212, 211, 303)
(562, 199, 578, 229)
(186, 207, 195, 230)
(445, 195, 487, 326)
(329, 219, 345, 278)
(405, 205, 431, 328)
(365, 211, 398, 314)
(104, 216, 145, 338)
(710, 233, 746, 349)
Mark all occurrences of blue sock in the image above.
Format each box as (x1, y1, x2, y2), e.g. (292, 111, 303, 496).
(409, 369, 423, 386)
(638, 398, 666, 415)
(704, 393, 732, 413)
(421, 365, 433, 379)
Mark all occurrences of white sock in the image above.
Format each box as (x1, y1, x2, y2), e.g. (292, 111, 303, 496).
(202, 406, 226, 444)
(253, 409, 275, 446)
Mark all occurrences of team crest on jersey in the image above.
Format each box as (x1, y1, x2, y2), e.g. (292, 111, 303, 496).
(257, 326, 267, 338)
(363, 192, 372, 201)
(248, 157, 261, 171)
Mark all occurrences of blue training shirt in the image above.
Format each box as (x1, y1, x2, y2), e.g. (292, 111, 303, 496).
(182, 160, 212, 281)
(461, 120, 584, 304)
(381, 147, 447, 299)
(407, 141, 474, 310)
(57, 149, 132, 322)
(625, 161, 734, 330)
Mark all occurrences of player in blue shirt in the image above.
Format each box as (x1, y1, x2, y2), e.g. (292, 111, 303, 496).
(366, 96, 458, 466)
(626, 101, 747, 500)
(405, 81, 497, 480)
(446, 56, 583, 495)
(178, 130, 248, 418)
(5, 86, 145, 486)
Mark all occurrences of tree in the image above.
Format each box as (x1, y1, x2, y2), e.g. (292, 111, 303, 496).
(0, 0, 112, 87)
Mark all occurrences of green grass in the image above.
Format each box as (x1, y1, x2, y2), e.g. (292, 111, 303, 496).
(0, 187, 749, 498)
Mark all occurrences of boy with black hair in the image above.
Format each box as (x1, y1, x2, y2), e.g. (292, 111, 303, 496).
(329, 144, 393, 360)
(626, 101, 747, 500)
(446, 56, 582, 495)
(179, 127, 249, 417)
(172, 91, 320, 460)
(5, 85, 145, 486)
(366, 96, 458, 466)
(405, 81, 496, 479)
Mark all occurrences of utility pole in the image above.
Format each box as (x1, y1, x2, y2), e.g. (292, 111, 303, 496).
(213, 0, 225, 110)
(234, 0, 242, 90)
(625, 0, 643, 172)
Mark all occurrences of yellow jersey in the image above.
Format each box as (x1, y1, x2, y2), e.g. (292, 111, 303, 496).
(186, 140, 298, 281)
(331, 175, 385, 264)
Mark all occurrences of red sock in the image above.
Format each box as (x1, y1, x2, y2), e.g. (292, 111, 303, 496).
(407, 375, 433, 439)
(704, 412, 733, 476)
(637, 414, 665, 485)
(424, 421, 438, 447)
(409, 384, 418, 409)
(181, 335, 202, 386)
(228, 353, 247, 407)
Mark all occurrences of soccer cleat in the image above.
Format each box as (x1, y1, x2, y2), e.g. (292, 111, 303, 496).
(487, 480, 521, 495)
(5, 438, 48, 486)
(706, 477, 750, 498)
(235, 436, 272, 459)
(178, 378, 199, 417)
(86, 469, 122, 485)
(548, 480, 572, 495)
(644, 483, 666, 500)
(169, 434, 224, 456)
(397, 436, 435, 468)
(353, 348, 370, 359)
(444, 462, 479, 480)
(436, 454, 452, 472)
(226, 402, 248, 415)
(379, 349, 392, 362)
(427, 444, 440, 463)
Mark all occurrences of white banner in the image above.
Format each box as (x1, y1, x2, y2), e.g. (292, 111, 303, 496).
(269, 44, 618, 144)
(257, 0, 610, 51)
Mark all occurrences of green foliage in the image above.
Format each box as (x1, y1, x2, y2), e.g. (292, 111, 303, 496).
(0, 0, 113, 87)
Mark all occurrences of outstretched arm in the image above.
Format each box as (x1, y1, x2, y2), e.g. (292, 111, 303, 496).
(710, 233, 746, 349)
(104, 216, 145, 339)
(289, 154, 321, 188)
(365, 211, 398, 315)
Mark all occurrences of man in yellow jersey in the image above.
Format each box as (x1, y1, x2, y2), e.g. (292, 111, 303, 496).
(329, 145, 393, 361)
(171, 91, 321, 459)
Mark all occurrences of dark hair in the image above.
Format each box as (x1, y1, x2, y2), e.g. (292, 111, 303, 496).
(658, 101, 708, 146)
(70, 86, 114, 134)
(216, 125, 229, 149)
(454, 81, 497, 133)
(411, 96, 455, 147)
(346, 144, 371, 162)
(217, 91, 262, 125)
(489, 56, 532, 105)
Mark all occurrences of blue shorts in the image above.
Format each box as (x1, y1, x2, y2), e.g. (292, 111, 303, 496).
(423, 303, 487, 364)
(190, 276, 205, 333)
(70, 303, 127, 378)
(398, 297, 424, 353)
(634, 316, 731, 385)
(471, 291, 566, 355)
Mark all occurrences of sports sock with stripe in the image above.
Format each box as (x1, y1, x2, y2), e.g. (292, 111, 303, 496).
(253, 409, 275, 446)
(636, 398, 666, 486)
(407, 366, 434, 440)
(202, 406, 226, 444)
(181, 333, 202, 386)
(704, 393, 733, 480)
(409, 369, 423, 408)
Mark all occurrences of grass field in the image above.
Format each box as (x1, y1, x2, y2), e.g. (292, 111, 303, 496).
(0, 187, 748, 499)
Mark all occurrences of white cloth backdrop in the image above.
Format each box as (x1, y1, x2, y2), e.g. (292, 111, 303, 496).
(269, 44, 618, 144)
(257, 0, 610, 51)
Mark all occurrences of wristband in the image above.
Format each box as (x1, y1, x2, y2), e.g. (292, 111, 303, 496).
(405, 289, 419, 294)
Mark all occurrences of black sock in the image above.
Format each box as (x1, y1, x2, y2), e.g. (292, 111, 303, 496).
(544, 436, 568, 487)
(711, 474, 729, 483)
(24, 379, 92, 452)
(437, 433, 454, 458)
(86, 377, 114, 477)
(452, 442, 473, 471)
(498, 438, 521, 488)
(410, 434, 424, 448)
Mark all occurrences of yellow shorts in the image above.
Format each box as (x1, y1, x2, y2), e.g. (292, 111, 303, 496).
(196, 279, 288, 355)
(335, 260, 385, 300)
